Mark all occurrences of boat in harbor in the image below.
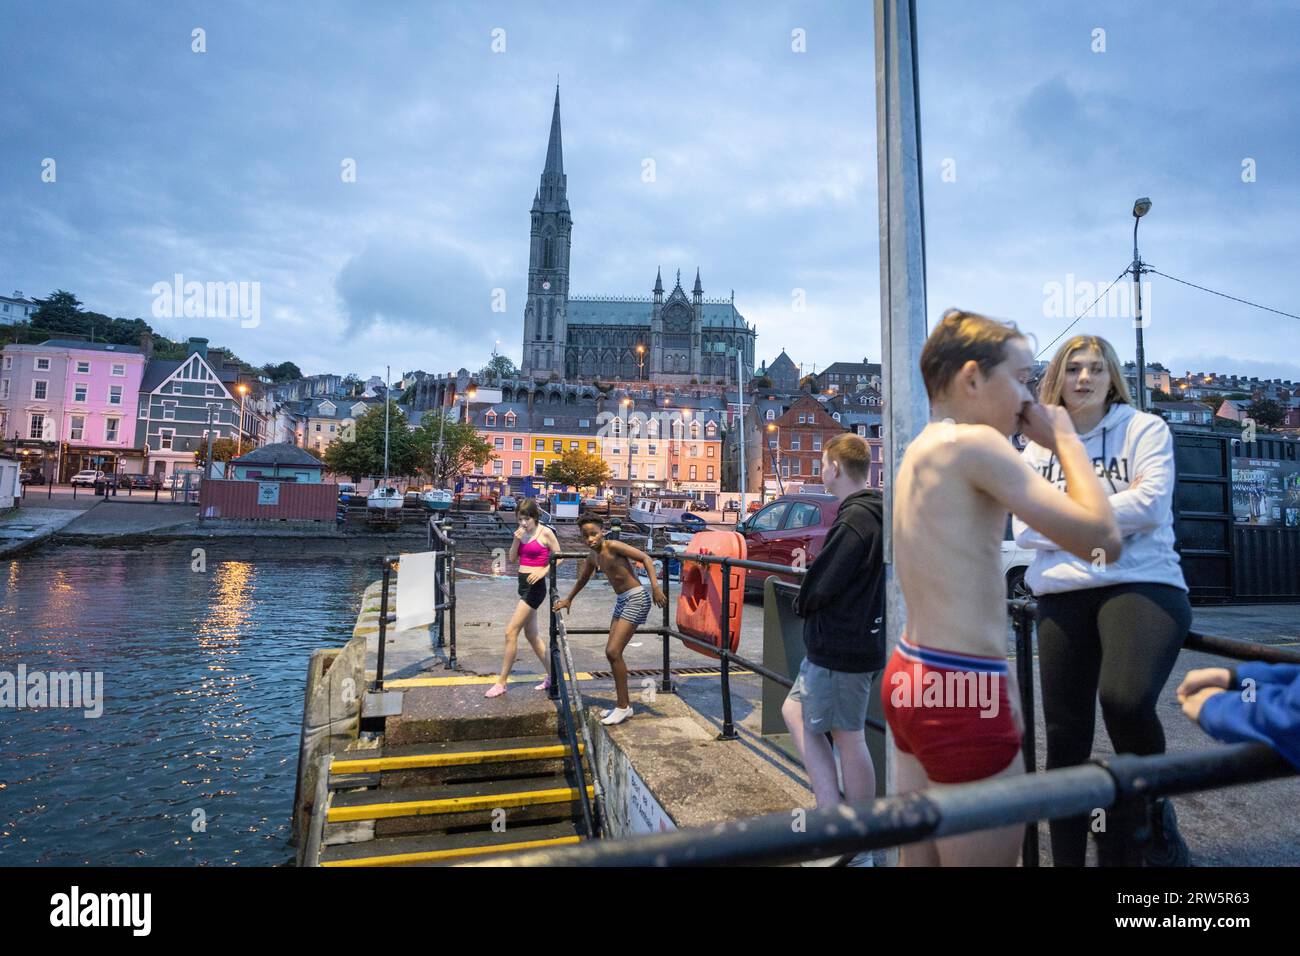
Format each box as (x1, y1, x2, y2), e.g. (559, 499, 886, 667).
(366, 485, 403, 511)
(420, 488, 453, 512)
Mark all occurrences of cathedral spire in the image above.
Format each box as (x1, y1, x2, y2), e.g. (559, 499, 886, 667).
(543, 85, 564, 179)
(653, 267, 663, 294)
(693, 268, 703, 295)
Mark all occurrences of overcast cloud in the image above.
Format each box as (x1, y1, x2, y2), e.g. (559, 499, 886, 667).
(2, 0, 1296, 382)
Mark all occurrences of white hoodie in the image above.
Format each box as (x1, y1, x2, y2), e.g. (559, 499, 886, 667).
(1013, 402, 1188, 595)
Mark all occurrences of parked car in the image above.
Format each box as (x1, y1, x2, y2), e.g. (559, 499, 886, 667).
(125, 474, 159, 490)
(498, 494, 518, 511)
(735, 494, 840, 595)
(722, 500, 740, 514)
(70, 470, 105, 487)
(746, 500, 763, 514)
(689, 500, 709, 512)
(1001, 515, 1034, 600)
(19, 468, 45, 485)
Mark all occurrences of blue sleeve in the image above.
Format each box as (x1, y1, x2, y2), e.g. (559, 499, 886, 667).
(1236, 662, 1300, 687)
(1198, 666, 1300, 771)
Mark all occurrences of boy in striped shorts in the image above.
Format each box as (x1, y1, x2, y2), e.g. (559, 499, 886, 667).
(554, 516, 667, 725)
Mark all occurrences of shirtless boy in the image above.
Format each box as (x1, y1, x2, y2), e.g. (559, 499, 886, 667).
(553, 516, 668, 725)
(886, 309, 1122, 866)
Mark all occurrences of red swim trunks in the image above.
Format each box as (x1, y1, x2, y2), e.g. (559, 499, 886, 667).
(881, 637, 1021, 784)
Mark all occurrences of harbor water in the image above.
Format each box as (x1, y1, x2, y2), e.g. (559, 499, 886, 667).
(0, 541, 376, 866)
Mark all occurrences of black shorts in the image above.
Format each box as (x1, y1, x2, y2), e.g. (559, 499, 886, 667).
(517, 570, 547, 609)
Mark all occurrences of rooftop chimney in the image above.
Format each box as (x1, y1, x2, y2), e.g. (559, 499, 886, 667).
(187, 337, 209, 358)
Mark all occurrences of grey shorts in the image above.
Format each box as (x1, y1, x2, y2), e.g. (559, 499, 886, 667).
(612, 585, 651, 626)
(786, 658, 874, 733)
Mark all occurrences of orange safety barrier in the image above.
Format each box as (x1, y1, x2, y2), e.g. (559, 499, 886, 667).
(675, 530, 746, 659)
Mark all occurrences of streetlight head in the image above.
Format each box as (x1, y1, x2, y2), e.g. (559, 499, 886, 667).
(1132, 197, 1152, 218)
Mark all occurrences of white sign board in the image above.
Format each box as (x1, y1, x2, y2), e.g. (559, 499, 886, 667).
(257, 481, 280, 506)
(626, 762, 675, 835)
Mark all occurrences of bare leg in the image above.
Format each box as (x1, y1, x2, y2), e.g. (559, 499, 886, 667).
(933, 751, 1025, 867)
(799, 725, 843, 809)
(494, 600, 534, 687)
(831, 728, 875, 806)
(781, 697, 808, 764)
(893, 745, 941, 867)
(605, 617, 638, 708)
(522, 607, 548, 669)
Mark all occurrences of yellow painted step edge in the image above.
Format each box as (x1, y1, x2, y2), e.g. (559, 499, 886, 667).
(332, 743, 581, 775)
(327, 785, 595, 823)
(321, 834, 581, 867)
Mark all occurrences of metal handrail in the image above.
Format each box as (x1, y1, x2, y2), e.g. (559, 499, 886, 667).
(547, 562, 598, 839)
(555, 616, 605, 837)
(481, 741, 1294, 867)
(543, 542, 1300, 866)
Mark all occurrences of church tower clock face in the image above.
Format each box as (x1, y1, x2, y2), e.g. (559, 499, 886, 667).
(542, 280, 551, 290)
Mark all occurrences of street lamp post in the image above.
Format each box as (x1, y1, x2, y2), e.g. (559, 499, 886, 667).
(766, 423, 784, 499)
(622, 398, 634, 500)
(636, 344, 646, 380)
(1131, 197, 1152, 413)
(235, 384, 249, 455)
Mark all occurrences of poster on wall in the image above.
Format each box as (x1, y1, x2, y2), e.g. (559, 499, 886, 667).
(1232, 457, 1300, 528)
(626, 763, 675, 835)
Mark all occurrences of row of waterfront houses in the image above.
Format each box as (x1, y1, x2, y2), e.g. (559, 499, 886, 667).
(1, 336, 282, 483)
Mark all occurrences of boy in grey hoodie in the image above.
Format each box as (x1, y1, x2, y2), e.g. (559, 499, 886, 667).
(1013, 335, 1192, 867)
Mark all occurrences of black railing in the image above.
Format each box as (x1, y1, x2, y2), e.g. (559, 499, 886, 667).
(541, 540, 1300, 866)
(428, 519, 458, 669)
(546, 545, 884, 741)
(372, 524, 459, 690)
(552, 615, 603, 839)
(484, 741, 1294, 867)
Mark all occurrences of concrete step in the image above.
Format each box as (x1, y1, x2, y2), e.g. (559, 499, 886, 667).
(319, 820, 583, 867)
(385, 683, 562, 747)
(330, 735, 583, 789)
(330, 774, 595, 837)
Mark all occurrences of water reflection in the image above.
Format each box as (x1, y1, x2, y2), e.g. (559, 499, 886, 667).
(0, 544, 371, 866)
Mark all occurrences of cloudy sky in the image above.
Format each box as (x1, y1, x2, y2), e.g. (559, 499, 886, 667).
(3, 0, 1298, 383)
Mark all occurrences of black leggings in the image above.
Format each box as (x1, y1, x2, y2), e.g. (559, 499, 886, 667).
(1036, 582, 1192, 867)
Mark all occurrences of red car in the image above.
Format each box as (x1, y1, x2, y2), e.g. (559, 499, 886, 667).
(734, 493, 839, 596)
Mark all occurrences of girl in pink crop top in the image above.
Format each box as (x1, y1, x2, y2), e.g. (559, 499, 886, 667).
(486, 498, 562, 698)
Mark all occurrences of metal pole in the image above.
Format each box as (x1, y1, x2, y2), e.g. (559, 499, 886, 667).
(876, 0, 930, 811)
(548, 557, 561, 701)
(237, 390, 246, 456)
(717, 557, 738, 740)
(374, 561, 391, 692)
(736, 347, 746, 512)
(203, 406, 215, 480)
(1132, 218, 1147, 413)
(382, 366, 390, 486)
(661, 545, 673, 694)
(1013, 603, 1039, 867)
(447, 531, 458, 670)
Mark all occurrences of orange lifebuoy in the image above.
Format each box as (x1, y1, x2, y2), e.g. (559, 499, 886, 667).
(675, 530, 746, 659)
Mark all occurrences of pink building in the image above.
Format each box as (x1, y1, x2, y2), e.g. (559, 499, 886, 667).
(0, 338, 146, 481)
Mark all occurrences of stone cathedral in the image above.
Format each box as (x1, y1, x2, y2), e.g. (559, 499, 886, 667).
(520, 89, 757, 385)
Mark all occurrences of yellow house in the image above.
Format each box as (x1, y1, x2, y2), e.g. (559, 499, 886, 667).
(305, 397, 377, 454)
